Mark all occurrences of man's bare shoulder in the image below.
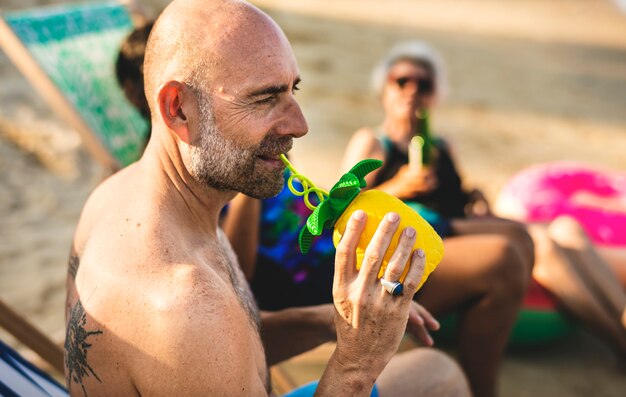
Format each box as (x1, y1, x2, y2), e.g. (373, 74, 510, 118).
(73, 164, 180, 268)
(73, 164, 146, 250)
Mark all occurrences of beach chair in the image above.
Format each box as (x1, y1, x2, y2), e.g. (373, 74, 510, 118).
(0, 338, 68, 397)
(0, 301, 64, 375)
(0, 0, 144, 386)
(0, 0, 149, 172)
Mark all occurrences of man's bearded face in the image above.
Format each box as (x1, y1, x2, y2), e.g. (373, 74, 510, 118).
(188, 93, 291, 199)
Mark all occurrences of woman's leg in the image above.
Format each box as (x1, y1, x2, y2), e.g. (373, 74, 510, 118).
(418, 233, 531, 397)
(451, 217, 535, 273)
(529, 221, 626, 354)
(547, 216, 626, 329)
(595, 245, 626, 289)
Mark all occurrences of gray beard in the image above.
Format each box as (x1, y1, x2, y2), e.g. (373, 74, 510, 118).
(188, 98, 291, 199)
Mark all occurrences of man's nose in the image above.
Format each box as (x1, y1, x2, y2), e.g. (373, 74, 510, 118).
(278, 97, 308, 138)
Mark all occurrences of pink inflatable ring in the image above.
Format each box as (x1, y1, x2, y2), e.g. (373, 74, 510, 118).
(496, 162, 626, 247)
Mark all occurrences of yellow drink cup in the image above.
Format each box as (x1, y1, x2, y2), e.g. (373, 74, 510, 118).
(333, 190, 443, 291)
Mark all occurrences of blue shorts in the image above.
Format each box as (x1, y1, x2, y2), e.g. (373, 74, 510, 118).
(405, 201, 452, 237)
(283, 380, 379, 397)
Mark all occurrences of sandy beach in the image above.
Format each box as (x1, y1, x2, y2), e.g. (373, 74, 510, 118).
(1, 0, 625, 395)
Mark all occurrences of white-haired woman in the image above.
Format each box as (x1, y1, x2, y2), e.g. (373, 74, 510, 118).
(342, 41, 536, 397)
(342, 41, 483, 223)
(343, 42, 534, 396)
(342, 41, 626, 397)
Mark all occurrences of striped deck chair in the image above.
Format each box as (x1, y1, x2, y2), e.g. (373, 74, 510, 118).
(0, 338, 67, 397)
(0, 1, 144, 394)
(0, 0, 148, 172)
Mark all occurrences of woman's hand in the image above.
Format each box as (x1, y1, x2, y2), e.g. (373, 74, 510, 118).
(382, 165, 438, 199)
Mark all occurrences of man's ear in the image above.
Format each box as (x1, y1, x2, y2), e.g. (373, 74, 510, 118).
(157, 81, 191, 143)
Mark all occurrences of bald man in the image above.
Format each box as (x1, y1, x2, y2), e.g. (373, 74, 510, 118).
(64, 1, 469, 396)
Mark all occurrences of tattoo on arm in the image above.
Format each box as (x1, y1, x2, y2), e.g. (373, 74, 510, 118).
(68, 251, 79, 280)
(65, 299, 103, 397)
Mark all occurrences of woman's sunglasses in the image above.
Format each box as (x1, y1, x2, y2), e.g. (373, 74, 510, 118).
(389, 76, 434, 95)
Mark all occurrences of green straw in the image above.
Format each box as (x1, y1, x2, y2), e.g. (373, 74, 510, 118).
(279, 154, 329, 211)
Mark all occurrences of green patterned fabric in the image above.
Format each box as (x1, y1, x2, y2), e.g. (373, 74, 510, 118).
(5, 2, 148, 166)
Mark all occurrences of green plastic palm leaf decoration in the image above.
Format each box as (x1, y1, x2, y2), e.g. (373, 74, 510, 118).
(297, 159, 383, 254)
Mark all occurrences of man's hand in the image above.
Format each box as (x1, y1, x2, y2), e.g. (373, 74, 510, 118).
(330, 210, 426, 380)
(407, 301, 439, 346)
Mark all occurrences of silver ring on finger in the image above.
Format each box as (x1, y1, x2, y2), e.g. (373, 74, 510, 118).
(380, 278, 403, 296)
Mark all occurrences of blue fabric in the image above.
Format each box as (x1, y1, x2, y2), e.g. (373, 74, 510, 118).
(0, 339, 68, 396)
(250, 172, 336, 310)
(283, 380, 379, 397)
(404, 201, 452, 237)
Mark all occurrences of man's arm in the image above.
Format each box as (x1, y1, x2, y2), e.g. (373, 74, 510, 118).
(261, 302, 439, 367)
(260, 304, 335, 366)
